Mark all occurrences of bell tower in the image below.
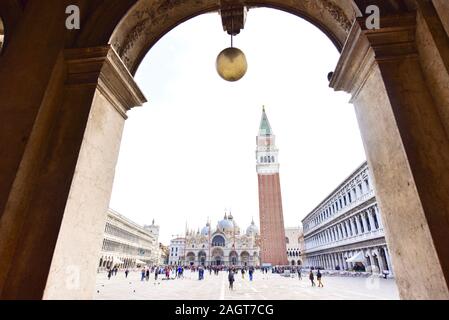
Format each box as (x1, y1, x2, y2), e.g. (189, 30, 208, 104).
(256, 107, 288, 266)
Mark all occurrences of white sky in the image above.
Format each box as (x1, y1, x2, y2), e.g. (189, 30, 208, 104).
(109, 8, 367, 245)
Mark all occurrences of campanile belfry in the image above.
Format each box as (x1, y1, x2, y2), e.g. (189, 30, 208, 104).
(256, 107, 288, 266)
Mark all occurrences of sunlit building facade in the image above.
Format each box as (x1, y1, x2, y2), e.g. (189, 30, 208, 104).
(302, 162, 394, 276)
(98, 209, 160, 270)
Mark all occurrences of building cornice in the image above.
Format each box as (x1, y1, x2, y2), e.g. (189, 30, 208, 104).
(64, 45, 147, 120)
(302, 161, 368, 223)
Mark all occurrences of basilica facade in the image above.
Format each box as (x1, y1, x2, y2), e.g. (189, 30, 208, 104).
(172, 213, 261, 267)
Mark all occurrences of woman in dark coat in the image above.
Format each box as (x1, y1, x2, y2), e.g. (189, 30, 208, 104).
(309, 270, 315, 287)
(228, 269, 235, 290)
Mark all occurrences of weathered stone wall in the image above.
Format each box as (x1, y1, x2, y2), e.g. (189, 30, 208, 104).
(432, 0, 449, 37)
(43, 90, 127, 299)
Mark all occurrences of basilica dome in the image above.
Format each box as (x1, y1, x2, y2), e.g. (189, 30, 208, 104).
(201, 222, 210, 236)
(246, 219, 259, 236)
(218, 213, 235, 232)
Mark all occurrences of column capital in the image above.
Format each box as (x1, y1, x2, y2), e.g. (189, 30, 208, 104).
(330, 13, 417, 101)
(64, 45, 147, 119)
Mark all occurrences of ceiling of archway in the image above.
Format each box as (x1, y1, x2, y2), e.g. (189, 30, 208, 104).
(110, 0, 358, 74)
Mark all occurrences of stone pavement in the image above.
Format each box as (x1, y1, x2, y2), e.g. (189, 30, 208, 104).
(94, 270, 399, 300)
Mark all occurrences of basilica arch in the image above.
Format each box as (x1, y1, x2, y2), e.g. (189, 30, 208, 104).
(186, 252, 196, 266)
(198, 251, 207, 266)
(229, 251, 239, 266)
(211, 248, 224, 266)
(211, 235, 226, 247)
(0, 0, 448, 300)
(240, 251, 250, 266)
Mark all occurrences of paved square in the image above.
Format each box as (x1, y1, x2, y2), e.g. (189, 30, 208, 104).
(94, 271, 399, 300)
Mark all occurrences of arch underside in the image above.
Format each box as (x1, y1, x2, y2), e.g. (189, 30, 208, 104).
(109, 0, 357, 75)
(0, 0, 411, 63)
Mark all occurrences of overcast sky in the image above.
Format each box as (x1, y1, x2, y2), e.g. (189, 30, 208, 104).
(109, 8, 366, 245)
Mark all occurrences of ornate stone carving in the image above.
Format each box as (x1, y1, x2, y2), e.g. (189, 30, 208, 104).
(111, 0, 354, 72)
(320, 0, 353, 32)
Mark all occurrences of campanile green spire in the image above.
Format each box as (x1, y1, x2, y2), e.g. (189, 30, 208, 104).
(259, 105, 273, 136)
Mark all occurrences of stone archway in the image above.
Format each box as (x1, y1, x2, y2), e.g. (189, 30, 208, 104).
(240, 251, 250, 266)
(106, 0, 355, 76)
(229, 251, 239, 266)
(198, 251, 207, 266)
(212, 248, 224, 266)
(0, 0, 448, 300)
(186, 252, 196, 266)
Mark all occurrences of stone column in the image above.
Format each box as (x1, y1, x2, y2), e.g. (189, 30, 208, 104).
(350, 217, 357, 236)
(345, 220, 352, 237)
(360, 212, 369, 233)
(367, 209, 376, 232)
(331, 11, 449, 299)
(374, 205, 384, 229)
(341, 223, 347, 238)
(337, 253, 342, 270)
(364, 250, 373, 273)
(355, 215, 363, 235)
(377, 247, 387, 273)
(384, 247, 394, 276)
(0, 45, 146, 299)
(373, 248, 385, 273)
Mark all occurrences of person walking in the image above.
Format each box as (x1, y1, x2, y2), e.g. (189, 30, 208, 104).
(249, 267, 254, 281)
(141, 268, 145, 281)
(317, 269, 324, 287)
(241, 268, 245, 279)
(228, 268, 235, 290)
(297, 267, 302, 280)
(309, 270, 316, 287)
(154, 267, 159, 281)
(108, 268, 112, 280)
(165, 267, 170, 280)
(125, 268, 129, 278)
(146, 268, 150, 281)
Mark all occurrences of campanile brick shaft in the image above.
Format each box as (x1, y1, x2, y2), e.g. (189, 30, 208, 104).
(256, 107, 288, 266)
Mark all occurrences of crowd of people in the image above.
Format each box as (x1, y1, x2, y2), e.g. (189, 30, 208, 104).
(104, 264, 325, 289)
